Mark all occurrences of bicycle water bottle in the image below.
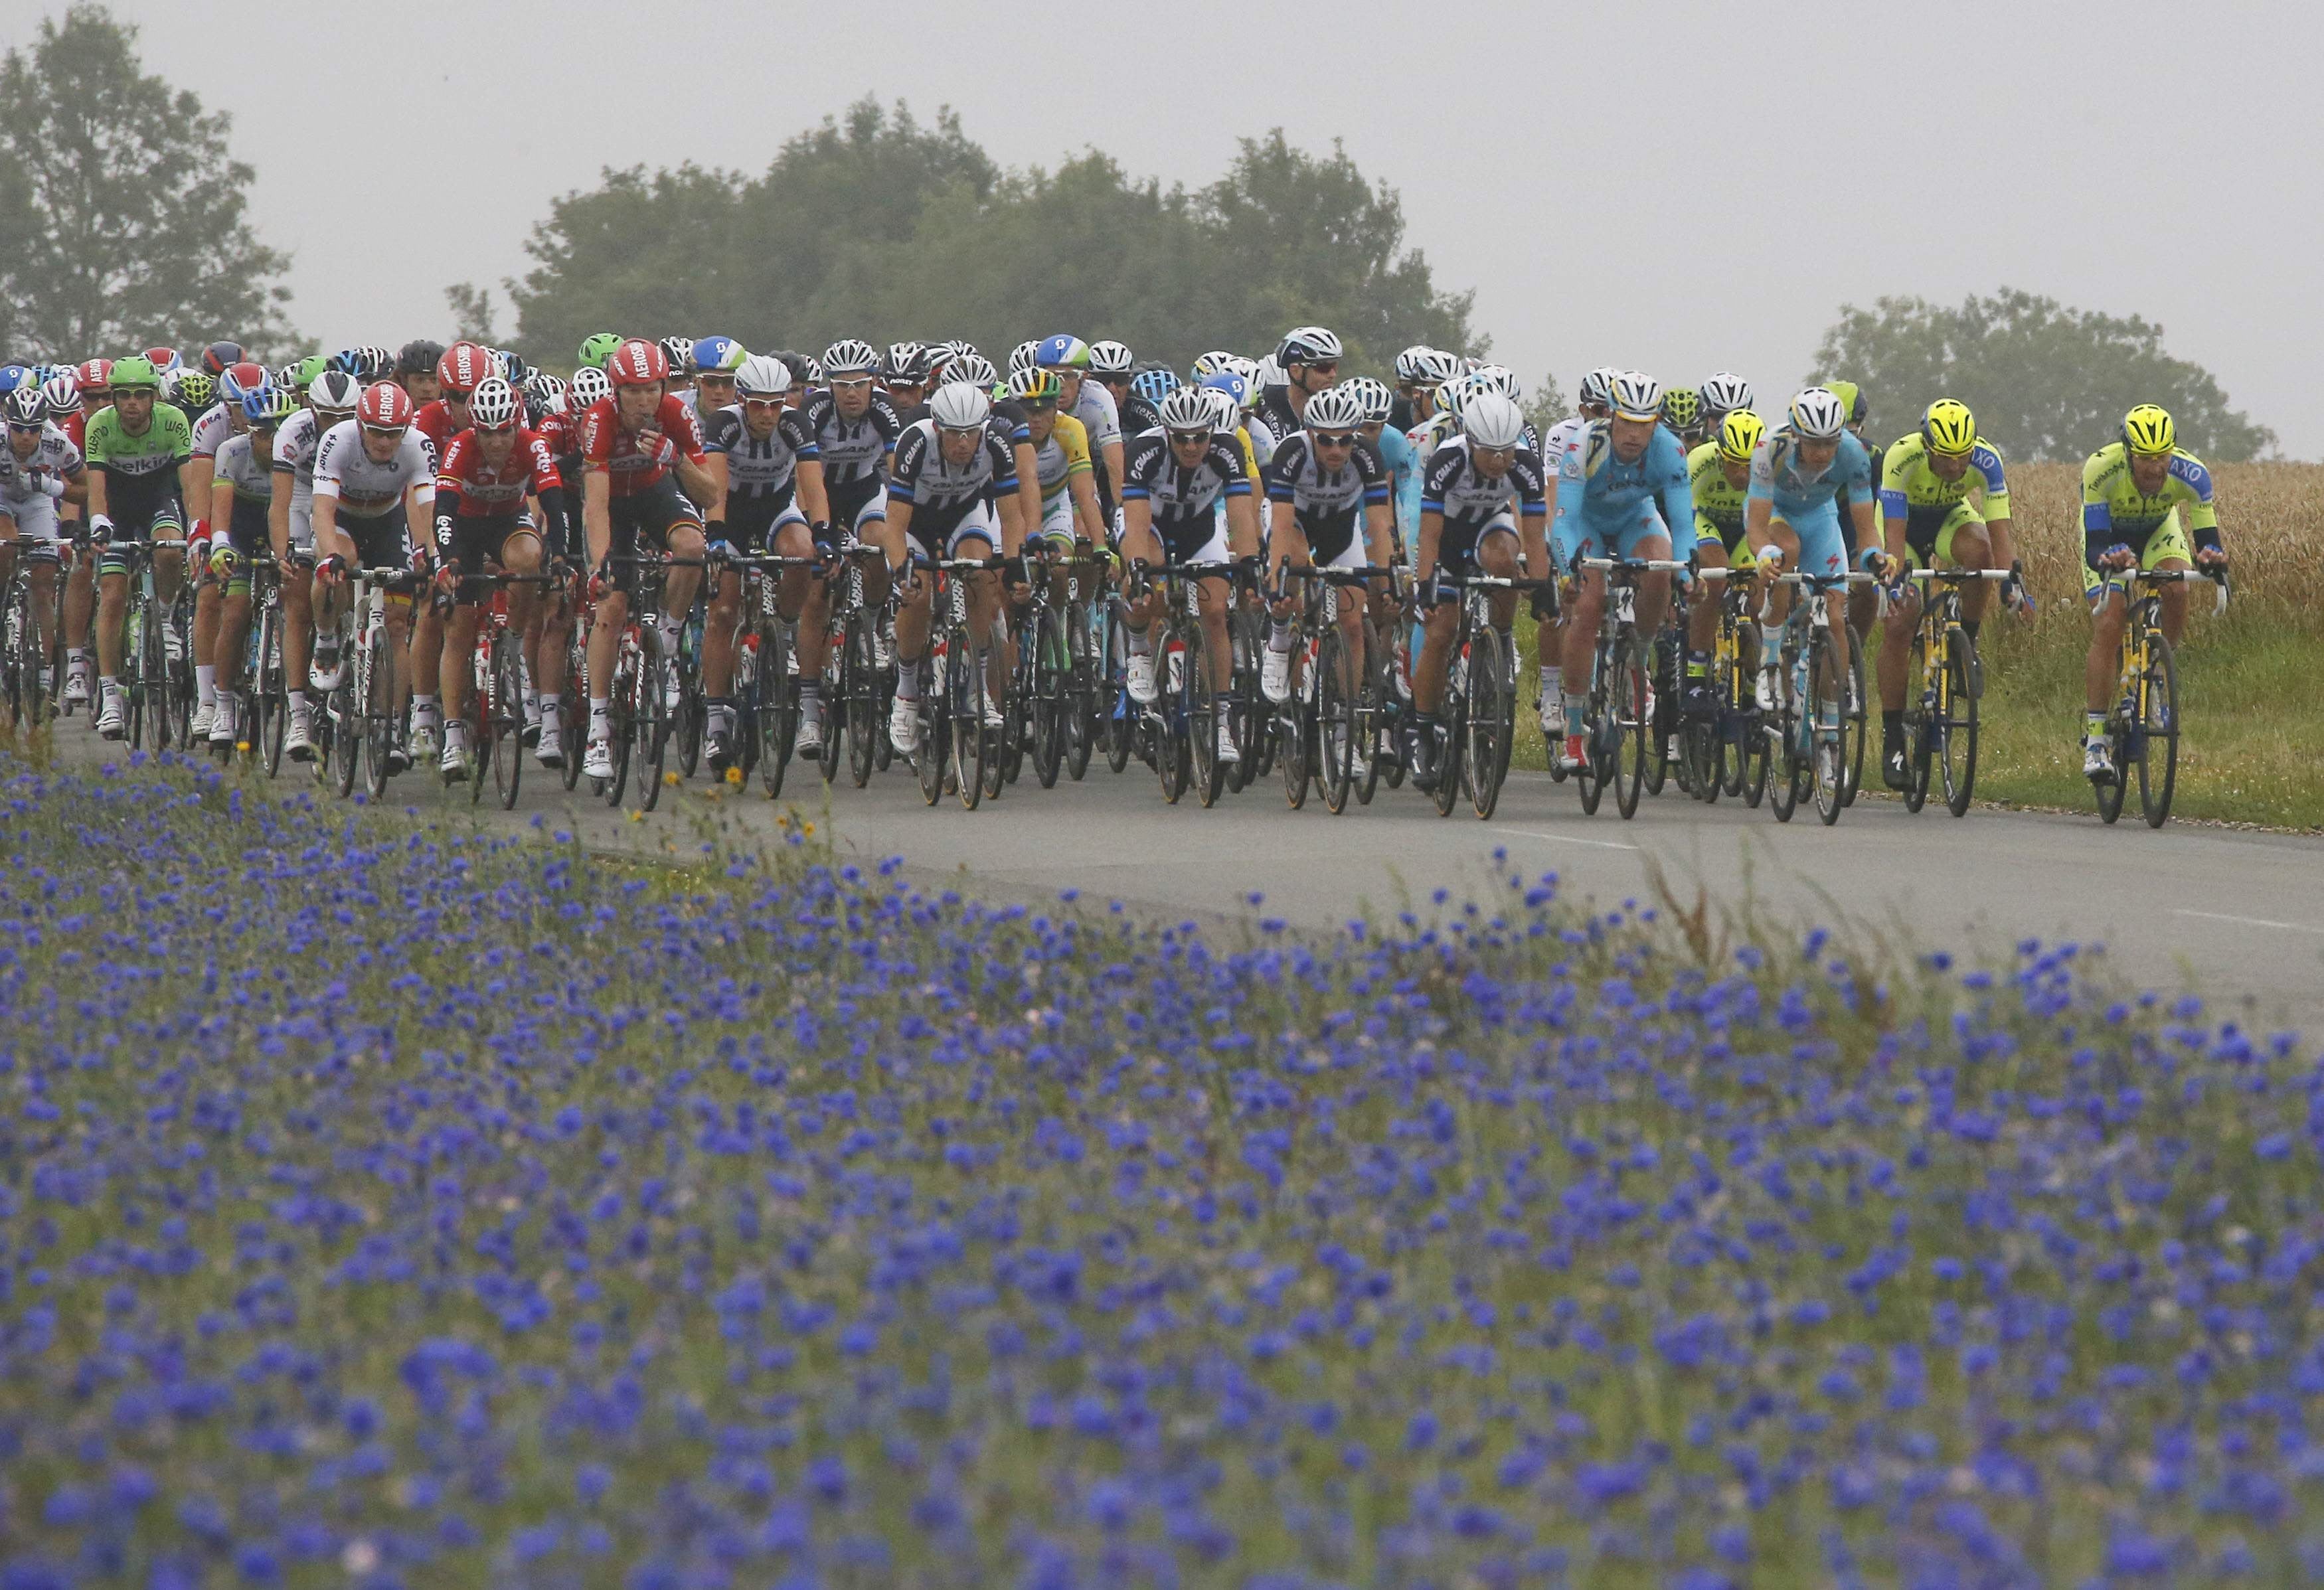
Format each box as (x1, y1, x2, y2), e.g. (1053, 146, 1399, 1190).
(929, 635, 948, 695)
(1163, 637, 1185, 696)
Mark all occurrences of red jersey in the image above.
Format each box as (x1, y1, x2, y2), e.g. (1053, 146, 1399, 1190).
(60, 410, 87, 451)
(578, 394, 706, 498)
(536, 408, 582, 462)
(414, 399, 461, 463)
(436, 427, 564, 518)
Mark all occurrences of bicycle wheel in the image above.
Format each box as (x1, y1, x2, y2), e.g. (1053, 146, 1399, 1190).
(1841, 643, 1868, 807)
(1183, 623, 1224, 809)
(599, 654, 632, 807)
(2135, 632, 2179, 829)
(15, 605, 43, 734)
(674, 625, 703, 779)
(1316, 627, 1356, 814)
(1938, 626, 1979, 819)
(1810, 629, 1851, 826)
(1064, 601, 1096, 781)
(1031, 611, 1065, 789)
(1573, 668, 1606, 816)
(362, 629, 394, 801)
(1102, 607, 1133, 775)
(979, 642, 1009, 803)
(558, 628, 586, 791)
(1465, 628, 1510, 821)
(1767, 651, 1801, 823)
(846, 614, 879, 788)
(635, 640, 670, 811)
(1277, 643, 1309, 811)
(915, 667, 948, 806)
(491, 633, 525, 809)
(1612, 637, 1651, 820)
(1430, 685, 1463, 819)
(950, 631, 986, 811)
(758, 624, 795, 799)
(1901, 625, 1934, 815)
(1643, 627, 1677, 797)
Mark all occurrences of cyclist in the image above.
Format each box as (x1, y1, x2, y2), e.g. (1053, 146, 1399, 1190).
(203, 384, 295, 750)
(416, 342, 491, 463)
(685, 336, 746, 430)
(884, 380, 1019, 755)
(1548, 371, 1693, 772)
(396, 341, 446, 407)
(1087, 340, 1137, 468)
(0, 387, 84, 706)
(311, 380, 436, 770)
(801, 339, 906, 624)
(1682, 407, 1765, 713)
(266, 368, 360, 760)
(1013, 366, 1106, 550)
(2077, 404, 2227, 781)
(430, 376, 566, 782)
(1874, 398, 2019, 789)
(578, 337, 718, 781)
(1261, 384, 1392, 719)
(81, 356, 194, 738)
(1698, 372, 1755, 439)
(1408, 391, 1549, 787)
(1255, 327, 1342, 443)
(1121, 367, 1177, 449)
(1742, 387, 1893, 789)
(698, 354, 829, 769)
(882, 343, 934, 416)
(184, 362, 269, 736)
(1118, 385, 1260, 761)
(1529, 368, 1620, 738)
(1035, 335, 1124, 525)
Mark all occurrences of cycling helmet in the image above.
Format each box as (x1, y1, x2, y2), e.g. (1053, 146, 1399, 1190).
(497, 350, 533, 387)
(357, 380, 413, 431)
(734, 354, 790, 399)
(1301, 384, 1365, 434)
(821, 338, 879, 378)
(884, 341, 928, 382)
(1409, 347, 1463, 388)
(201, 340, 244, 376)
(1717, 408, 1765, 463)
(1191, 350, 1239, 379)
(397, 339, 446, 377)
(327, 347, 367, 378)
(360, 345, 394, 380)
(438, 341, 491, 396)
(76, 358, 112, 391)
(1463, 392, 1527, 451)
(1006, 341, 1041, 378)
(1197, 370, 1249, 409)
(1007, 366, 1063, 406)
(927, 381, 991, 431)
(772, 351, 814, 387)
(4, 388, 46, 427)
(1699, 370, 1753, 417)
(1197, 388, 1234, 432)
(244, 384, 297, 426)
(39, 373, 79, 418)
(1159, 386, 1216, 434)
(467, 376, 520, 431)
(1340, 375, 1394, 424)
(1471, 364, 1521, 402)
(218, 361, 268, 405)
(568, 365, 613, 411)
(1608, 371, 1663, 423)
(948, 352, 999, 390)
(308, 369, 363, 415)
(1659, 386, 1701, 431)
(2121, 404, 2175, 455)
(1087, 339, 1135, 376)
(1787, 386, 1847, 440)
(608, 338, 670, 388)
(1920, 398, 1977, 457)
(173, 370, 216, 412)
(1578, 366, 1620, 413)
(1034, 334, 1091, 371)
(578, 333, 623, 370)
(1394, 345, 1436, 383)
(656, 335, 693, 376)
(0, 366, 28, 397)
(1437, 374, 1475, 421)
(692, 335, 746, 376)
(1276, 325, 1343, 368)
(1130, 368, 1181, 408)
(524, 370, 567, 406)
(143, 347, 183, 374)
(108, 355, 161, 392)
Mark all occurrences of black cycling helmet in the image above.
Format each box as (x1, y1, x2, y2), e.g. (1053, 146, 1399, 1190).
(397, 339, 446, 377)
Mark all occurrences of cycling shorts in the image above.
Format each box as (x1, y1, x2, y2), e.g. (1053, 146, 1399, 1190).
(339, 503, 412, 573)
(101, 493, 185, 546)
(825, 477, 888, 539)
(603, 473, 703, 566)
(728, 491, 809, 552)
(445, 513, 540, 604)
(220, 497, 270, 560)
(2084, 509, 2193, 604)
(904, 499, 1000, 562)
(1900, 501, 1985, 567)
(1034, 491, 1076, 549)
(1153, 513, 1228, 569)
(1433, 511, 1517, 588)
(1554, 505, 1666, 572)
(3, 494, 63, 543)
(1768, 501, 1851, 582)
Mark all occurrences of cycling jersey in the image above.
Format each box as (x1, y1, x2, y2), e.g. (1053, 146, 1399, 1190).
(1122, 430, 1250, 527)
(414, 400, 461, 465)
(212, 432, 272, 505)
(1685, 440, 1750, 554)
(2081, 441, 2219, 569)
(1878, 433, 2011, 558)
(270, 409, 325, 501)
(189, 402, 234, 461)
(1552, 419, 1693, 564)
(1244, 413, 1278, 471)
(1420, 436, 1548, 530)
(887, 418, 1018, 547)
(83, 404, 192, 518)
(1119, 392, 1163, 443)
(436, 428, 564, 517)
(703, 403, 819, 505)
(1254, 384, 1301, 445)
(799, 389, 904, 495)
(313, 420, 436, 518)
(1032, 412, 1093, 504)
(1376, 424, 1419, 543)
(1745, 428, 1874, 578)
(578, 394, 708, 499)
(0, 424, 82, 540)
(1265, 433, 1390, 558)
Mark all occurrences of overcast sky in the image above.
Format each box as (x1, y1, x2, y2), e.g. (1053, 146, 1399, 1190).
(21, 1, 2321, 454)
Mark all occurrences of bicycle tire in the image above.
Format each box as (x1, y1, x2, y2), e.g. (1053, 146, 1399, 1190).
(1465, 626, 1509, 821)
(1841, 643, 1868, 807)
(845, 615, 878, 788)
(362, 627, 394, 801)
(1901, 626, 1934, 814)
(635, 639, 671, 811)
(1064, 601, 1096, 781)
(674, 625, 703, 780)
(2135, 632, 2178, 829)
(1939, 627, 1979, 818)
(915, 671, 948, 805)
(758, 625, 795, 799)
(1032, 610, 1065, 789)
(979, 640, 1009, 803)
(491, 631, 524, 809)
(950, 631, 986, 811)
(1767, 649, 1801, 823)
(1317, 627, 1355, 814)
(1276, 639, 1309, 810)
(1643, 626, 1677, 797)
(1810, 628, 1849, 826)
(1612, 637, 1650, 820)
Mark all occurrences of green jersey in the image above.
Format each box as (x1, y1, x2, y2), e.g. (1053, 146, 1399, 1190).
(84, 404, 193, 515)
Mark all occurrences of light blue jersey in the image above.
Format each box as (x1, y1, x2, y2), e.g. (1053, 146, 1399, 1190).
(1551, 420, 1695, 567)
(1746, 429, 1875, 578)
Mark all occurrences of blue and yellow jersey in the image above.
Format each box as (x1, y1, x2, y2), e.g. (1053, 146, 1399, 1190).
(2080, 441, 2218, 570)
(1685, 439, 1750, 552)
(1878, 434, 2011, 524)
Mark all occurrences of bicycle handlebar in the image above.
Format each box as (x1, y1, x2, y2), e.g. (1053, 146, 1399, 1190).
(1906, 568, 2009, 582)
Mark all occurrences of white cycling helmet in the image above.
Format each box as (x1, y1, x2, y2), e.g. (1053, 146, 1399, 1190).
(1463, 392, 1527, 451)
(821, 339, 879, 377)
(1276, 325, 1343, 367)
(1006, 341, 1041, 378)
(568, 365, 613, 411)
(1339, 375, 1394, 424)
(949, 352, 999, 390)
(1787, 386, 1848, 440)
(1436, 373, 1475, 422)
(1609, 370, 1662, 422)
(467, 376, 521, 431)
(1087, 339, 1134, 376)
(1159, 387, 1216, 434)
(735, 354, 791, 399)
(1472, 364, 1521, 402)
(927, 381, 991, 431)
(1191, 350, 1239, 378)
(1700, 371, 1754, 416)
(1578, 367, 1620, 412)
(308, 369, 362, 415)
(1203, 388, 1241, 432)
(1301, 384, 1366, 434)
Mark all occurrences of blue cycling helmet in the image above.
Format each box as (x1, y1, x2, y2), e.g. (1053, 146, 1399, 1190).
(1197, 370, 1249, 408)
(693, 335, 746, 375)
(0, 365, 30, 396)
(1130, 368, 1181, 408)
(1034, 333, 1091, 371)
(243, 383, 297, 425)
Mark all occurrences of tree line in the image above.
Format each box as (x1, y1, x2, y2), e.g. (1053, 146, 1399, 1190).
(0, 5, 2279, 462)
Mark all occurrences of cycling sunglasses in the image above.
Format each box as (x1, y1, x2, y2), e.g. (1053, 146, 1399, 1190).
(1313, 432, 1358, 449)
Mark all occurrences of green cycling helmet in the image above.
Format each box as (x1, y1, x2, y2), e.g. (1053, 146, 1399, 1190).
(108, 355, 161, 392)
(293, 354, 330, 388)
(578, 332, 623, 370)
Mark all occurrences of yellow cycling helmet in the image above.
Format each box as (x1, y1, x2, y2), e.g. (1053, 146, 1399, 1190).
(1007, 366, 1063, 406)
(1921, 399, 1977, 457)
(2121, 404, 2176, 455)
(1717, 408, 1765, 463)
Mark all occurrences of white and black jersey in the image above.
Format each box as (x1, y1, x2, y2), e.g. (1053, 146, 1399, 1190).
(704, 403, 818, 506)
(1420, 436, 1550, 530)
(1265, 431, 1389, 559)
(887, 418, 1019, 538)
(799, 388, 904, 508)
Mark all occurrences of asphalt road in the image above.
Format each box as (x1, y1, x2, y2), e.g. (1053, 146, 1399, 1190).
(52, 714, 2324, 1034)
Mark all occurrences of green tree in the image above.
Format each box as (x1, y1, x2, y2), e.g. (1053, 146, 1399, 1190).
(0, 3, 296, 362)
(1810, 288, 2274, 462)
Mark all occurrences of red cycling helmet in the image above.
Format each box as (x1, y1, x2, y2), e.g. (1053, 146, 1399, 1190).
(357, 380, 414, 431)
(143, 346, 183, 372)
(76, 358, 112, 390)
(436, 340, 490, 397)
(607, 338, 670, 388)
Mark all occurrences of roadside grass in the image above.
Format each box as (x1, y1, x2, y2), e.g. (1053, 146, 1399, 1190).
(2, 748, 2320, 1589)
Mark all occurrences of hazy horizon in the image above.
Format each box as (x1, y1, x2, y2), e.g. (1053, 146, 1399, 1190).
(15, 1, 2319, 455)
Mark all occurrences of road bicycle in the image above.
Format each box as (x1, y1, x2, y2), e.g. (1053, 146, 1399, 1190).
(1760, 571, 1874, 826)
(592, 554, 705, 811)
(1123, 559, 1234, 808)
(905, 553, 1005, 810)
(1676, 565, 1768, 807)
(1, 537, 60, 734)
(450, 570, 558, 808)
(1414, 568, 1523, 820)
(2091, 566, 2227, 829)
(1895, 566, 2008, 817)
(1277, 563, 1393, 815)
(1572, 557, 1689, 819)
(322, 564, 422, 801)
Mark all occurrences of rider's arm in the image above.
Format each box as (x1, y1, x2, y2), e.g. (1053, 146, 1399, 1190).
(267, 462, 291, 559)
(2178, 455, 2223, 558)
(1224, 489, 1259, 562)
(182, 453, 214, 542)
(1516, 453, 1550, 580)
(792, 459, 830, 535)
(583, 468, 612, 571)
(1066, 466, 1105, 545)
(1744, 494, 1778, 564)
(309, 489, 345, 562)
(2080, 450, 2121, 571)
(674, 453, 718, 512)
(1121, 495, 1155, 565)
(208, 477, 236, 558)
(1363, 501, 1393, 569)
(85, 467, 109, 531)
(1876, 445, 1912, 562)
(1414, 508, 1444, 588)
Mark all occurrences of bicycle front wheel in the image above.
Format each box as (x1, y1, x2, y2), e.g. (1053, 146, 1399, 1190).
(847, 614, 880, 789)
(634, 643, 670, 811)
(2135, 632, 2179, 829)
(1810, 629, 1851, 826)
(1032, 611, 1065, 789)
(1612, 637, 1651, 819)
(362, 630, 395, 802)
(1465, 627, 1511, 821)
(491, 633, 525, 809)
(1316, 627, 1356, 815)
(1938, 626, 1979, 818)
(950, 633, 987, 811)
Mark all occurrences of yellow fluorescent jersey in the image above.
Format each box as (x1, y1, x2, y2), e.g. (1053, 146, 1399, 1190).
(1686, 439, 1749, 552)
(2080, 441, 2219, 571)
(1033, 411, 1092, 503)
(1236, 424, 1263, 489)
(1878, 434, 2011, 524)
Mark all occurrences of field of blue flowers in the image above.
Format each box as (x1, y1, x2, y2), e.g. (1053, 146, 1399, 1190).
(0, 748, 2316, 1590)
